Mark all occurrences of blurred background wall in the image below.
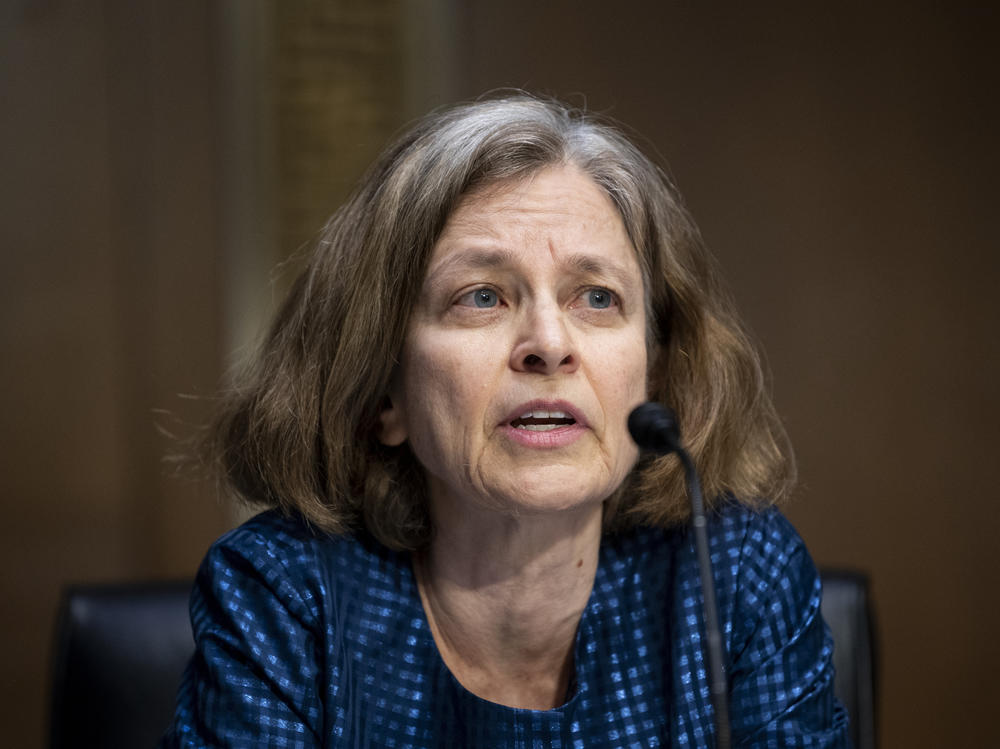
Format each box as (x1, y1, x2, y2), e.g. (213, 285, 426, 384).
(1, 1, 996, 746)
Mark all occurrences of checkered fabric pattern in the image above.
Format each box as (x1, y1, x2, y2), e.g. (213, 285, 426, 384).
(162, 504, 848, 747)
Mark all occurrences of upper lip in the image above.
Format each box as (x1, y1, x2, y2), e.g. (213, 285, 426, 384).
(502, 399, 588, 427)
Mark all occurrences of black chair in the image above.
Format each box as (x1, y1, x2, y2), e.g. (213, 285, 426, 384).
(820, 569, 878, 749)
(49, 580, 193, 749)
(50, 571, 876, 748)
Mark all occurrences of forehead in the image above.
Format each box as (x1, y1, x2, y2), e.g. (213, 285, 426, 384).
(428, 165, 638, 274)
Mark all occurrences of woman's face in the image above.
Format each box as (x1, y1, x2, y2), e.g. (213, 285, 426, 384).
(379, 165, 648, 518)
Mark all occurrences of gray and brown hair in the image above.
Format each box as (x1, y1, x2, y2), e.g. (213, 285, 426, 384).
(209, 93, 795, 549)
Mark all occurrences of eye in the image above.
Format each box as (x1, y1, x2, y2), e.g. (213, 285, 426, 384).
(584, 287, 615, 309)
(457, 287, 500, 308)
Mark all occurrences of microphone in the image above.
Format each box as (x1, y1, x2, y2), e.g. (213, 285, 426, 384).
(628, 403, 732, 749)
(627, 401, 681, 455)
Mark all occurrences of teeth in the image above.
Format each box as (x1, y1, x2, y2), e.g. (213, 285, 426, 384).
(519, 410, 569, 420)
(512, 409, 575, 431)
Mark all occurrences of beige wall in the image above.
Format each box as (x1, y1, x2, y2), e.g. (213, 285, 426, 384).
(1, 2, 996, 747)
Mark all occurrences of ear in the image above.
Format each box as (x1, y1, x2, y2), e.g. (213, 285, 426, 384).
(376, 394, 408, 447)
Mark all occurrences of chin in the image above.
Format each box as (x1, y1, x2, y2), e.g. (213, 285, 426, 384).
(493, 473, 615, 516)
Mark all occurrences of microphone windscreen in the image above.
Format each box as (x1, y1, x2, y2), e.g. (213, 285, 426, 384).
(627, 402, 680, 455)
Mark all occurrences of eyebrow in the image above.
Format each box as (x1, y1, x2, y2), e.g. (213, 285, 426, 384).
(564, 251, 641, 291)
(431, 248, 516, 275)
(427, 248, 638, 288)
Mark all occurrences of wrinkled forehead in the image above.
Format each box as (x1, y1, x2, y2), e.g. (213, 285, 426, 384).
(440, 165, 634, 249)
(428, 166, 637, 273)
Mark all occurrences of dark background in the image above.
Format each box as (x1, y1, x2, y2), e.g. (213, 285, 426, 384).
(2, 2, 997, 746)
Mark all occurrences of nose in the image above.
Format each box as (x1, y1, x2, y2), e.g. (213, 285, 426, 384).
(509, 301, 579, 375)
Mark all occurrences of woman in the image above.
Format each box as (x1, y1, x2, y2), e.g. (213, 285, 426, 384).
(163, 94, 848, 747)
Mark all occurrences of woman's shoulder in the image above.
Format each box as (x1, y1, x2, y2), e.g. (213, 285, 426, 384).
(687, 502, 825, 663)
(210, 507, 322, 558)
(207, 508, 394, 565)
(196, 509, 405, 626)
(619, 501, 805, 566)
(169, 511, 400, 745)
(205, 509, 348, 577)
(612, 502, 816, 616)
(706, 501, 816, 597)
(712, 501, 808, 568)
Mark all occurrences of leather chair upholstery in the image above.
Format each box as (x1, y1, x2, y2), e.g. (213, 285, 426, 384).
(820, 569, 878, 749)
(49, 581, 193, 749)
(50, 571, 876, 748)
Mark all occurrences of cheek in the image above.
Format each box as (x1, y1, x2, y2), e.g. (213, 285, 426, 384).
(611, 345, 647, 475)
(400, 337, 492, 457)
(406, 342, 471, 406)
(607, 331, 649, 399)
(597, 332, 649, 444)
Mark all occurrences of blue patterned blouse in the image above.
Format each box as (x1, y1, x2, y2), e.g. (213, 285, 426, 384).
(162, 503, 849, 747)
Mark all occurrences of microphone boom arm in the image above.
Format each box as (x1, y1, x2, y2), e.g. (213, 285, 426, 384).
(628, 403, 731, 749)
(676, 447, 731, 749)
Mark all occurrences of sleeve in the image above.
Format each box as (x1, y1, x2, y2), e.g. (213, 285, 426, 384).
(160, 522, 325, 748)
(726, 511, 851, 748)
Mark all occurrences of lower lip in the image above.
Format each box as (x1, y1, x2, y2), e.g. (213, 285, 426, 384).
(501, 423, 587, 448)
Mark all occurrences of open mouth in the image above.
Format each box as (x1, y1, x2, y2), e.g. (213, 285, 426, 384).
(510, 410, 577, 432)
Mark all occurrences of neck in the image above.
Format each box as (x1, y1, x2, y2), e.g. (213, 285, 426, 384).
(414, 499, 603, 709)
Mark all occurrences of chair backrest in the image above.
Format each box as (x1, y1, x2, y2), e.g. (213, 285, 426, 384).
(820, 569, 878, 749)
(50, 570, 876, 748)
(49, 581, 193, 749)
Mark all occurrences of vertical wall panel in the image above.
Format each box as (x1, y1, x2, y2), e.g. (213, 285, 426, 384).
(274, 0, 404, 262)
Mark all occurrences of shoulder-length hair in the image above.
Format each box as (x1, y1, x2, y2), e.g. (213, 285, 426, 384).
(209, 93, 795, 549)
